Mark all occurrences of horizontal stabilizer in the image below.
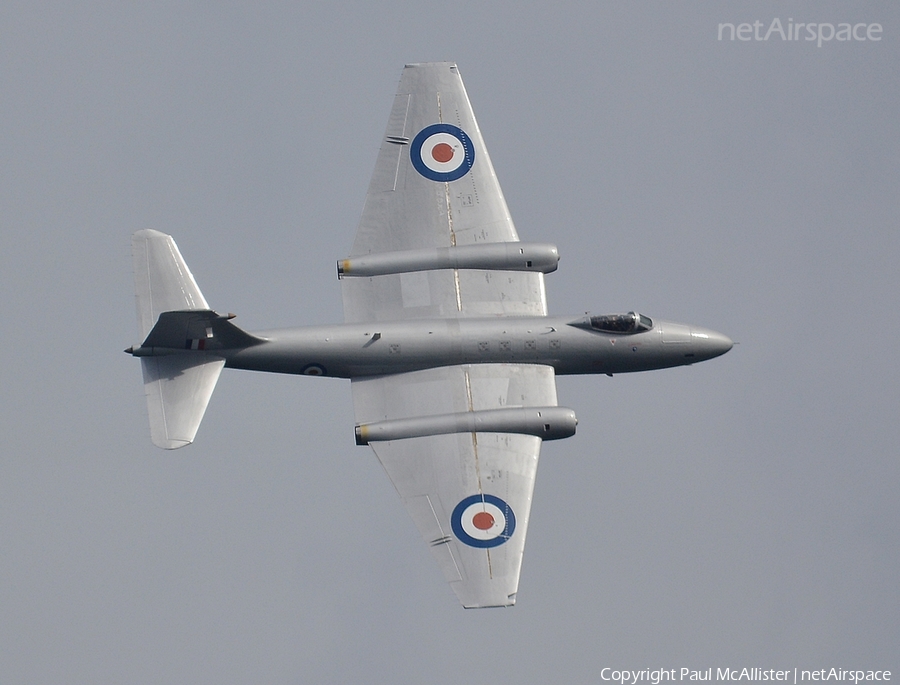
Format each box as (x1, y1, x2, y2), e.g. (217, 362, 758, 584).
(133, 229, 209, 340)
(131, 229, 239, 449)
(141, 354, 225, 449)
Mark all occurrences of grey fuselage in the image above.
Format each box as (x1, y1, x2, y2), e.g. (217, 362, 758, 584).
(223, 315, 733, 379)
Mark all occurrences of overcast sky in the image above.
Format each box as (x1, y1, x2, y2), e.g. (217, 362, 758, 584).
(1, 2, 897, 683)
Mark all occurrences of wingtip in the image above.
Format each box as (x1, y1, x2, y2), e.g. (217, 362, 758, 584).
(152, 437, 193, 450)
(462, 592, 517, 609)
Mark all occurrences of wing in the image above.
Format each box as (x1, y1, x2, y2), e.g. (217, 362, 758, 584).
(341, 62, 546, 323)
(344, 63, 559, 606)
(351, 363, 557, 608)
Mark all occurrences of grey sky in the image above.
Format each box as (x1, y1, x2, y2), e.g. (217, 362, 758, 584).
(1, 2, 897, 682)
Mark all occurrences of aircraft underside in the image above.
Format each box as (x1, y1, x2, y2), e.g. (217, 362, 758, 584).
(127, 63, 731, 608)
(218, 315, 732, 378)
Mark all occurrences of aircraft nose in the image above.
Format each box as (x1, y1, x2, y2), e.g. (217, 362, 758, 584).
(690, 327, 733, 360)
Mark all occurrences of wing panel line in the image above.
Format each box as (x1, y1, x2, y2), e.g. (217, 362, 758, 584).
(462, 365, 493, 578)
(425, 495, 463, 579)
(391, 94, 411, 191)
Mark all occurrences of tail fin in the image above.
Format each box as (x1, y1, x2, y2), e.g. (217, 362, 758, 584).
(130, 230, 249, 449)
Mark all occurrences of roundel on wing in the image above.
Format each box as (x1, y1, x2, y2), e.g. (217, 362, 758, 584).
(410, 123, 475, 182)
(301, 363, 326, 376)
(451, 494, 516, 548)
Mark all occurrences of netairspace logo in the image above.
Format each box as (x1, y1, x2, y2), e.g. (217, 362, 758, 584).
(718, 19, 883, 47)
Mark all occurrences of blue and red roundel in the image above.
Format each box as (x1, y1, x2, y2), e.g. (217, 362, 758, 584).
(451, 494, 516, 548)
(410, 124, 475, 182)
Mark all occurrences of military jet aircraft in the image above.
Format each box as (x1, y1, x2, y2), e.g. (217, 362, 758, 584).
(127, 62, 732, 608)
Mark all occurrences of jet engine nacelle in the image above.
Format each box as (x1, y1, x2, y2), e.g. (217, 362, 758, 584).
(338, 242, 559, 278)
(355, 406, 577, 444)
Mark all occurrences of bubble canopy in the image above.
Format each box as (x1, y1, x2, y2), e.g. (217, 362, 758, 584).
(586, 311, 654, 334)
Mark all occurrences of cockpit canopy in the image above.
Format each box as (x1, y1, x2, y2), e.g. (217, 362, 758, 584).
(589, 311, 653, 334)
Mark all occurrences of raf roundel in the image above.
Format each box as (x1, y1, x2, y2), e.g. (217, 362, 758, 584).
(410, 123, 475, 182)
(451, 494, 516, 548)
